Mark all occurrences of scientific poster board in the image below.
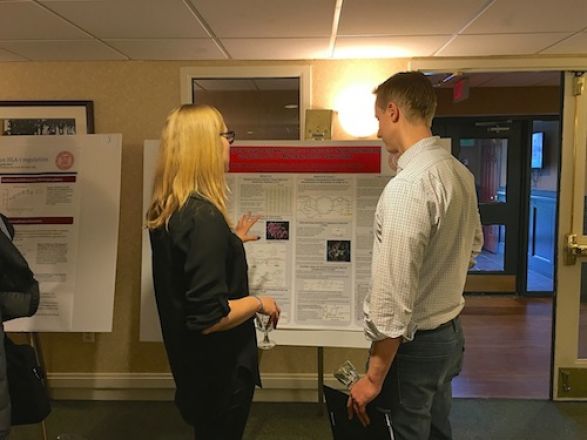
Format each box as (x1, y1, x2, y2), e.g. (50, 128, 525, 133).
(1, 134, 122, 332)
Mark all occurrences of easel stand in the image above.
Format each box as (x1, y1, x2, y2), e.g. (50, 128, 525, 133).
(28, 332, 48, 440)
(317, 346, 324, 416)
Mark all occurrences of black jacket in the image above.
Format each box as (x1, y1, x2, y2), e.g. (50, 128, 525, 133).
(0, 214, 40, 321)
(0, 213, 40, 434)
(149, 195, 259, 426)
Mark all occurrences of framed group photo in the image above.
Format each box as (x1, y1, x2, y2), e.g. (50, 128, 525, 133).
(0, 101, 94, 136)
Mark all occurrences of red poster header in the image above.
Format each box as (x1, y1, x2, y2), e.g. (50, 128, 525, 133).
(9, 217, 73, 225)
(229, 146, 381, 173)
(1, 176, 76, 183)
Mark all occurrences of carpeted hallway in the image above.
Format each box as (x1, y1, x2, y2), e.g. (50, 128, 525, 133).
(10, 399, 587, 440)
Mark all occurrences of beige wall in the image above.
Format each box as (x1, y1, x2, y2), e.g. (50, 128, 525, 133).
(0, 59, 408, 376)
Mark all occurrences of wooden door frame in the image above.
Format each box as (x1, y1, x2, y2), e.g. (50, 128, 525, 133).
(554, 72, 587, 400)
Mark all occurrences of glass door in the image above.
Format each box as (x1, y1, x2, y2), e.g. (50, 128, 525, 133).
(434, 118, 524, 292)
(554, 72, 587, 399)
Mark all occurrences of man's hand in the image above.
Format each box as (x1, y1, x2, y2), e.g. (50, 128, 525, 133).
(346, 376, 382, 427)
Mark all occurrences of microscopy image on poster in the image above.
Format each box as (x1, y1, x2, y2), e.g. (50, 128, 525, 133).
(326, 240, 351, 262)
(266, 220, 290, 240)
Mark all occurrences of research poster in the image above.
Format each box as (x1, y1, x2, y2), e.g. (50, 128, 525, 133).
(0, 144, 81, 331)
(0, 134, 122, 333)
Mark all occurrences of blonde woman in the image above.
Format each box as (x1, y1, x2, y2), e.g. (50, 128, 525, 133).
(147, 104, 280, 439)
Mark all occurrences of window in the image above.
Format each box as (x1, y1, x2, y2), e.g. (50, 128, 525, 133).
(180, 66, 311, 141)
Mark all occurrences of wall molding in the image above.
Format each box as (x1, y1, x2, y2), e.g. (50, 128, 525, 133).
(46, 372, 342, 402)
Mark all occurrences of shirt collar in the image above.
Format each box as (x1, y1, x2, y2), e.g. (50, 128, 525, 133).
(397, 136, 440, 172)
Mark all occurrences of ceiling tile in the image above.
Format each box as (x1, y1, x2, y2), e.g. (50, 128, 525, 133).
(437, 33, 570, 57)
(334, 35, 451, 58)
(38, 0, 209, 39)
(466, 0, 587, 34)
(0, 47, 27, 61)
(541, 31, 587, 54)
(338, 0, 489, 36)
(0, 40, 127, 60)
(0, 1, 89, 40)
(222, 38, 330, 60)
(105, 39, 225, 60)
(189, 0, 335, 38)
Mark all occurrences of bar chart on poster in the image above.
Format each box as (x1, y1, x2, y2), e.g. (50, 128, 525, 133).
(140, 139, 449, 347)
(0, 134, 122, 332)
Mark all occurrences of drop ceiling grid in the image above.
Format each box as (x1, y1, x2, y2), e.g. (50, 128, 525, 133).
(0, 0, 584, 60)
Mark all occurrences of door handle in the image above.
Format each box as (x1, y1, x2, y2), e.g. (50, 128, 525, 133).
(560, 370, 572, 393)
(564, 234, 587, 265)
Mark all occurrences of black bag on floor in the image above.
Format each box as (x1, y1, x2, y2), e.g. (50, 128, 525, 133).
(5, 335, 51, 425)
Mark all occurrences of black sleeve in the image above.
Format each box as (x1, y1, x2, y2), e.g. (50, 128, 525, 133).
(173, 203, 231, 332)
(0, 223, 40, 322)
(0, 279, 40, 322)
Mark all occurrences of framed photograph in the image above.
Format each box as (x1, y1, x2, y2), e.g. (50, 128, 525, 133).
(0, 101, 94, 136)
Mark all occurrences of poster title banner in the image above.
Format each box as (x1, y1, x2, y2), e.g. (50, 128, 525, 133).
(229, 145, 381, 173)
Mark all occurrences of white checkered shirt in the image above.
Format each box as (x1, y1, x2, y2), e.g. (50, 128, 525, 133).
(364, 136, 483, 342)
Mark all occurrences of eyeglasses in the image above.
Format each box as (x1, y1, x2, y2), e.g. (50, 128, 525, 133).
(220, 130, 236, 145)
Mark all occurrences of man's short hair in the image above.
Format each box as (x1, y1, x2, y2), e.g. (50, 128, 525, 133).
(374, 71, 437, 126)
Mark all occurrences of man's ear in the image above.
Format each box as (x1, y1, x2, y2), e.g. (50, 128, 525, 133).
(387, 102, 400, 123)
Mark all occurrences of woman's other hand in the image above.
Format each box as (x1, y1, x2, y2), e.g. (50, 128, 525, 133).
(235, 212, 261, 243)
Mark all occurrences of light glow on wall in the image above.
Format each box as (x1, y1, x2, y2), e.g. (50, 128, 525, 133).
(334, 84, 378, 138)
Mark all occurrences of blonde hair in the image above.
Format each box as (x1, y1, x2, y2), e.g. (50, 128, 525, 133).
(146, 104, 229, 230)
(374, 71, 437, 127)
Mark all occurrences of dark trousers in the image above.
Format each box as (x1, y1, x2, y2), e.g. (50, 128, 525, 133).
(193, 367, 255, 440)
(376, 317, 465, 440)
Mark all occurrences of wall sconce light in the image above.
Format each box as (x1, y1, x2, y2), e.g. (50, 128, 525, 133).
(334, 84, 378, 138)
